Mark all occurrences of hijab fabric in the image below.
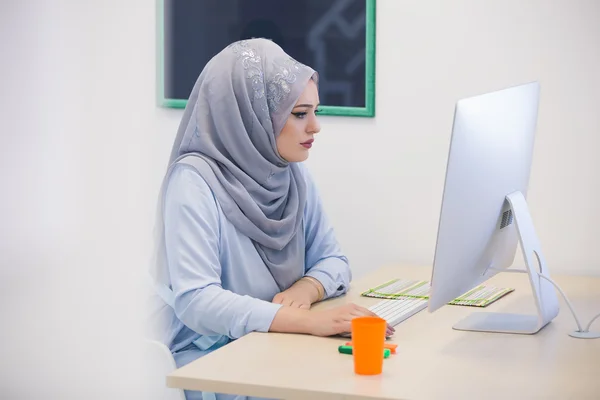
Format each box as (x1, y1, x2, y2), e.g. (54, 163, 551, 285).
(151, 38, 318, 292)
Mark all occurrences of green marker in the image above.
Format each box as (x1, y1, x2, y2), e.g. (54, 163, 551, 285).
(338, 345, 390, 358)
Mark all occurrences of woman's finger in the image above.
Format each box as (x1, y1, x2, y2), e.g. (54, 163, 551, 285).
(358, 306, 378, 317)
(350, 307, 376, 318)
(290, 300, 305, 308)
(349, 303, 374, 316)
(339, 321, 352, 335)
(349, 305, 395, 334)
(272, 294, 283, 304)
(282, 298, 294, 307)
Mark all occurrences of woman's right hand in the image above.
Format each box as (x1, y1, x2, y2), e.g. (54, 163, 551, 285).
(306, 303, 395, 337)
(269, 302, 395, 337)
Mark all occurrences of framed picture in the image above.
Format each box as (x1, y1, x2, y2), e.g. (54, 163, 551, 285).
(157, 0, 376, 117)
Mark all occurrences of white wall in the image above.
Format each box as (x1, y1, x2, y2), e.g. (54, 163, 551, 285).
(1, 0, 599, 396)
(1, 0, 156, 397)
(307, 0, 600, 278)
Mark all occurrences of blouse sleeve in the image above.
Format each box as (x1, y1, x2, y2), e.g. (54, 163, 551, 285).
(163, 164, 282, 339)
(300, 164, 352, 299)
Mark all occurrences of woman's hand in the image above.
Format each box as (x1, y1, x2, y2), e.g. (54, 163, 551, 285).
(306, 303, 395, 337)
(272, 277, 324, 309)
(269, 303, 395, 337)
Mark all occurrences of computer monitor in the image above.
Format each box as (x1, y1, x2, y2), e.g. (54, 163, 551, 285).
(428, 82, 560, 335)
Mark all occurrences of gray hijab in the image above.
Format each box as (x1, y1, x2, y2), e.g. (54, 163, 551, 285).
(153, 39, 318, 292)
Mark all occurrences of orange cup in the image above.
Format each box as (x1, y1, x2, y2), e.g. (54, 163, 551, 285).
(351, 316, 387, 375)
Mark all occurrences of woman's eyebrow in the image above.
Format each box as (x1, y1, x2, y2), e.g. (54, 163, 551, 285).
(293, 103, 320, 109)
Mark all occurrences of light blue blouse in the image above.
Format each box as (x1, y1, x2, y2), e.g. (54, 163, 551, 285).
(162, 161, 352, 357)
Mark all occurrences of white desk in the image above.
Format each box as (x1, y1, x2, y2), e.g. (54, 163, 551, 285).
(167, 265, 600, 399)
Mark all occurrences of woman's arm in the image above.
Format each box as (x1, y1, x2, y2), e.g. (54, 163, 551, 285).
(165, 164, 385, 339)
(301, 164, 352, 300)
(164, 164, 282, 339)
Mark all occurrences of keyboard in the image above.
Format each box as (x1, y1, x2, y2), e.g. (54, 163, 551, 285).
(369, 297, 428, 327)
(337, 297, 427, 338)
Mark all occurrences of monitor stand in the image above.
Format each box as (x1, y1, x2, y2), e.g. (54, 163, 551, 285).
(453, 191, 560, 335)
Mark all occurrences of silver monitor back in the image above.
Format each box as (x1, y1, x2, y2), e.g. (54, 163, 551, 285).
(429, 82, 541, 313)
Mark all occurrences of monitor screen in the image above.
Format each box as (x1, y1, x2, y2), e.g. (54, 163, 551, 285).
(160, 0, 371, 110)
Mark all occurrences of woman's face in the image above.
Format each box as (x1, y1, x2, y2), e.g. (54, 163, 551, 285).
(276, 79, 321, 162)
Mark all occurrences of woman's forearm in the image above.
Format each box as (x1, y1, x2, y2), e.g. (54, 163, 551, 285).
(268, 306, 314, 335)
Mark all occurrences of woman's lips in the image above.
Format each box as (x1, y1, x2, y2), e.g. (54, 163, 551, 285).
(301, 139, 314, 149)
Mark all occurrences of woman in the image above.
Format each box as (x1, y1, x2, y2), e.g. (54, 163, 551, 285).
(149, 38, 393, 400)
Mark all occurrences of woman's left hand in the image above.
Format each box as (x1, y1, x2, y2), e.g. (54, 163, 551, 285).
(272, 278, 323, 309)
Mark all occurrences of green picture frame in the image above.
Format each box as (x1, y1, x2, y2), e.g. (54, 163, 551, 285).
(157, 0, 376, 117)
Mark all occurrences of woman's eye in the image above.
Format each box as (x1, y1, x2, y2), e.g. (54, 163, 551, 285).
(292, 112, 307, 119)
